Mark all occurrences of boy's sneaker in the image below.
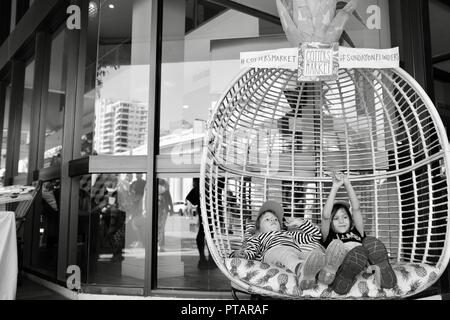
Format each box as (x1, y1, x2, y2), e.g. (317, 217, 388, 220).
(362, 236, 397, 289)
(299, 248, 326, 290)
(332, 245, 369, 295)
(318, 239, 347, 285)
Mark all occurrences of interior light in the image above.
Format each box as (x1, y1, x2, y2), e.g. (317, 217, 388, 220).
(108, 4, 115, 9)
(88, 1, 98, 17)
(183, 105, 189, 109)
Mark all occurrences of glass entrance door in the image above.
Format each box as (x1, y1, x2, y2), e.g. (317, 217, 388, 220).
(28, 27, 68, 279)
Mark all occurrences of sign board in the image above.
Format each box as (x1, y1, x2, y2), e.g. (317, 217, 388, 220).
(339, 47, 400, 69)
(298, 42, 339, 82)
(239, 45, 400, 77)
(240, 48, 298, 70)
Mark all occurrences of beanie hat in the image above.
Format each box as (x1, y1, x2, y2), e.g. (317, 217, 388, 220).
(256, 200, 284, 228)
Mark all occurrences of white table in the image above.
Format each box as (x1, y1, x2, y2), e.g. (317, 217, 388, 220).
(0, 211, 18, 300)
(0, 185, 36, 300)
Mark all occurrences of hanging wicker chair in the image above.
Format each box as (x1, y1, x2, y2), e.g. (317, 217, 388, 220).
(200, 67, 450, 299)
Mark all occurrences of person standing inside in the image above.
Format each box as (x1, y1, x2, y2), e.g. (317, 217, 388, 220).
(186, 178, 216, 269)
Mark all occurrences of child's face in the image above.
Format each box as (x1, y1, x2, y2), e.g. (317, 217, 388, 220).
(258, 211, 281, 233)
(332, 208, 351, 233)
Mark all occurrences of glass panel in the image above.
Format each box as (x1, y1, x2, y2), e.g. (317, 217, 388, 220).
(185, 0, 226, 33)
(30, 179, 60, 277)
(16, 59, 34, 180)
(429, 0, 450, 296)
(43, 30, 66, 168)
(80, 0, 100, 157)
(430, 0, 450, 137)
(82, 0, 152, 156)
(10, 0, 16, 33)
(159, 0, 391, 163)
(157, 0, 393, 292)
(1, 84, 11, 186)
(78, 173, 147, 286)
(156, 176, 228, 291)
(8, 0, 32, 39)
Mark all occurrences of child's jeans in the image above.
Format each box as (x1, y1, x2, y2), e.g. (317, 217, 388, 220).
(263, 245, 309, 273)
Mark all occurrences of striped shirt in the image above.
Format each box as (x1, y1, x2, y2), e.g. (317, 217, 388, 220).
(238, 220, 322, 261)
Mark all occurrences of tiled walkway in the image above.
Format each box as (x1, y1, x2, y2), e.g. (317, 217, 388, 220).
(15, 277, 68, 300)
(14, 275, 447, 300)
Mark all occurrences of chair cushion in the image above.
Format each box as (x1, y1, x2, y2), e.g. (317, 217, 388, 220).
(224, 258, 439, 299)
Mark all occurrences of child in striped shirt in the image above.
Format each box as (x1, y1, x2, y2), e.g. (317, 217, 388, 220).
(233, 200, 326, 290)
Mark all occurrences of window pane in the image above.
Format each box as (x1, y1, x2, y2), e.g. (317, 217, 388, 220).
(156, 176, 228, 291)
(159, 0, 284, 165)
(430, 0, 450, 138)
(17, 59, 34, 179)
(10, 0, 17, 33)
(1, 84, 11, 186)
(78, 173, 147, 286)
(85, 0, 152, 156)
(157, 0, 393, 292)
(43, 30, 66, 168)
(159, 0, 391, 164)
(80, 0, 100, 157)
(429, 0, 450, 296)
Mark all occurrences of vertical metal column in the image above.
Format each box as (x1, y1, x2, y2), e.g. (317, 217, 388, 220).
(5, 60, 25, 186)
(27, 31, 51, 183)
(57, 0, 86, 282)
(23, 31, 51, 269)
(63, 0, 88, 280)
(144, 0, 161, 295)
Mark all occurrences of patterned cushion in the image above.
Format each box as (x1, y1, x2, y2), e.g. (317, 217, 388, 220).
(227, 258, 301, 296)
(225, 258, 439, 299)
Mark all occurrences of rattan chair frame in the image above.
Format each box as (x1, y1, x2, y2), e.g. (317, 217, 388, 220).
(200, 67, 450, 299)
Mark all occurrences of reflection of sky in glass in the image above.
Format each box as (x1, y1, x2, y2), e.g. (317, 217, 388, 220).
(160, 59, 241, 134)
(18, 60, 34, 174)
(159, 0, 391, 157)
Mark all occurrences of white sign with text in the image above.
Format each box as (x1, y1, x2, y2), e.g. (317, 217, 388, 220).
(240, 48, 298, 70)
(339, 47, 399, 69)
(240, 47, 400, 70)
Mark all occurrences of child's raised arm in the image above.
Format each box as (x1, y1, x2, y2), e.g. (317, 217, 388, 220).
(343, 176, 364, 235)
(321, 173, 344, 241)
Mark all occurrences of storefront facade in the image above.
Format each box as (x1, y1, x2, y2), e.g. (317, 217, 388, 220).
(0, 0, 449, 298)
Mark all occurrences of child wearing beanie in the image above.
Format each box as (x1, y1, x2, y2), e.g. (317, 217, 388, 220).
(232, 200, 326, 290)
